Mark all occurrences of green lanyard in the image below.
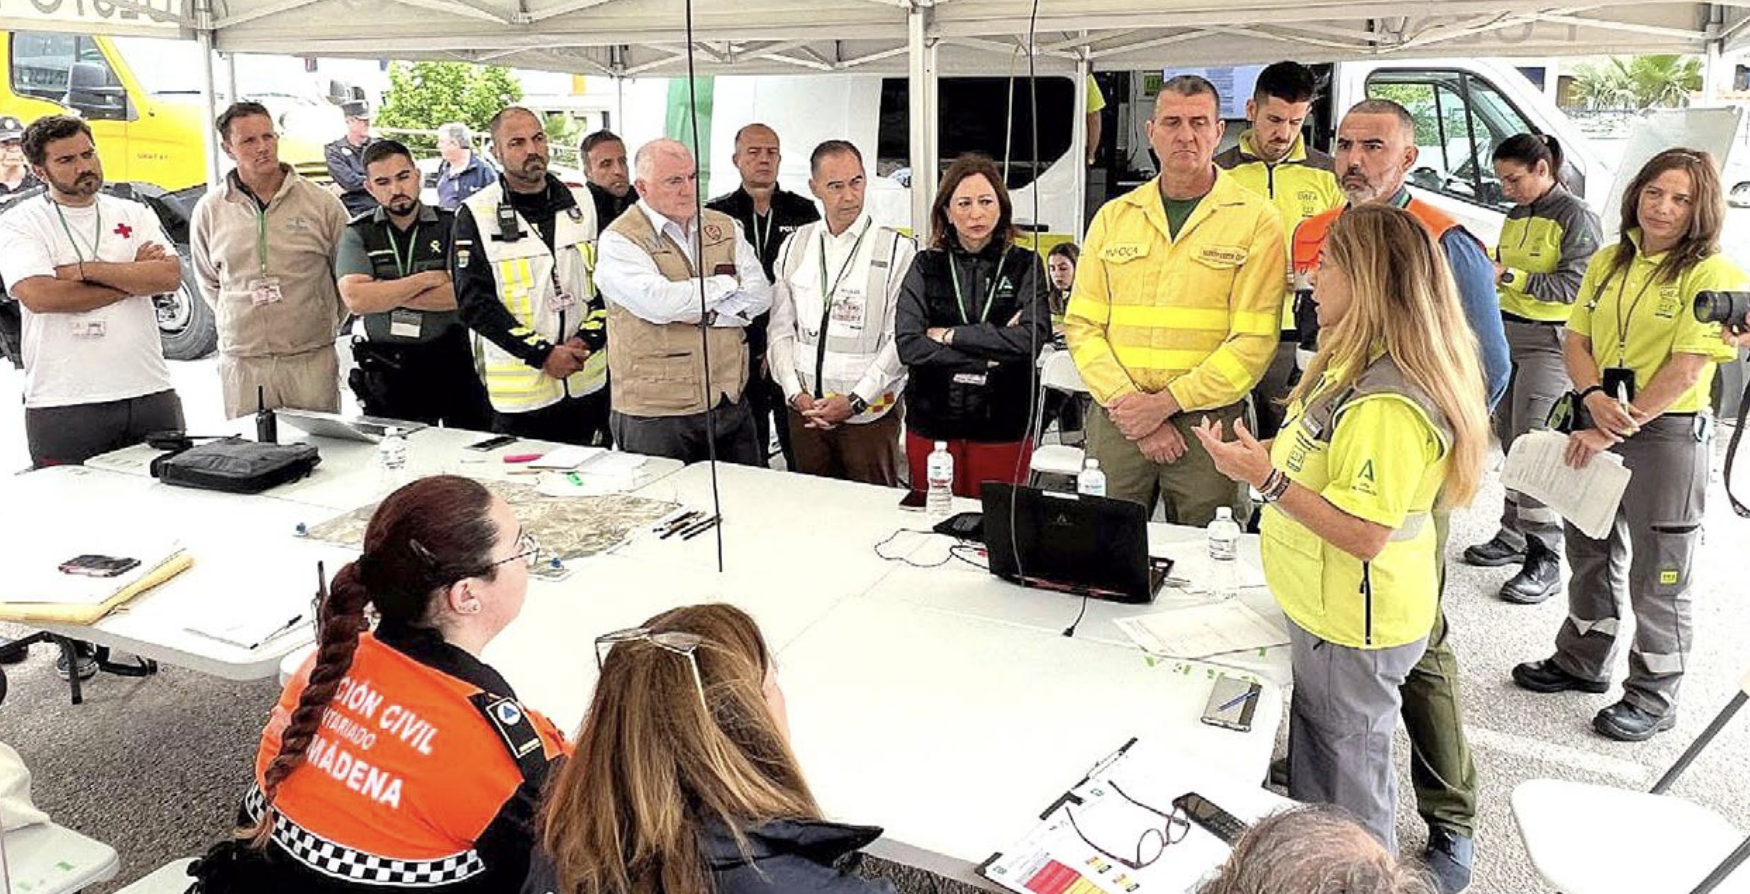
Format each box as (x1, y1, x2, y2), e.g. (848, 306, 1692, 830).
(388, 223, 421, 278)
(254, 203, 270, 276)
(752, 210, 775, 259)
(817, 222, 872, 309)
(52, 200, 101, 263)
(948, 254, 994, 325)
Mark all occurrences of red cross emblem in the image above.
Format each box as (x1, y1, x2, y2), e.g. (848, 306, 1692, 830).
(113, 223, 133, 239)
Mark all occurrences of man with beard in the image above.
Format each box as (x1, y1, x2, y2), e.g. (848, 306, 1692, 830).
(0, 115, 186, 466)
(1214, 61, 1343, 437)
(193, 101, 350, 418)
(708, 123, 820, 467)
(452, 106, 610, 446)
(581, 129, 635, 228)
(336, 140, 490, 427)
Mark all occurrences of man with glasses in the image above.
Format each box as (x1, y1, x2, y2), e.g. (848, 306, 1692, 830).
(596, 138, 771, 464)
(192, 101, 350, 418)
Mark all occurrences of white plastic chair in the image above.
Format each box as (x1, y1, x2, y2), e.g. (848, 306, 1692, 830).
(1028, 349, 1088, 486)
(1512, 666, 1750, 894)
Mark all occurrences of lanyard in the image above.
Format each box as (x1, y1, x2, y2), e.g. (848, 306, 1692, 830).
(948, 253, 995, 325)
(817, 222, 871, 310)
(752, 210, 775, 260)
(388, 223, 421, 279)
(52, 200, 101, 263)
(1610, 263, 1661, 366)
(254, 203, 270, 275)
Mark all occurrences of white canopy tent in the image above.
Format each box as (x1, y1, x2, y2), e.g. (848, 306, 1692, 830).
(10, 0, 1750, 229)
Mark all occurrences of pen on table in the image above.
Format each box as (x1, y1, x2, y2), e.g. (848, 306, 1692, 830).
(680, 515, 721, 540)
(567, 471, 584, 486)
(658, 511, 702, 539)
(1217, 686, 1260, 713)
(246, 615, 304, 650)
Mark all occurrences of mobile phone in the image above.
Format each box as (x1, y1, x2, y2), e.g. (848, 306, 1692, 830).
(59, 554, 141, 578)
(899, 490, 928, 511)
(1173, 792, 1249, 845)
(466, 434, 518, 452)
(1601, 366, 1638, 402)
(1201, 675, 1261, 733)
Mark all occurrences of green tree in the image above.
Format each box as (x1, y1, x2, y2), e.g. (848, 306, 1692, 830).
(1570, 55, 1700, 109)
(376, 61, 523, 154)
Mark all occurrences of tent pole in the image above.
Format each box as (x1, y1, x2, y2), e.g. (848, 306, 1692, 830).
(1073, 53, 1089, 239)
(223, 52, 239, 107)
(907, 3, 938, 242)
(197, 0, 221, 189)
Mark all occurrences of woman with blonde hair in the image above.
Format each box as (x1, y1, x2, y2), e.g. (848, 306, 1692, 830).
(524, 604, 892, 894)
(1194, 203, 1488, 852)
(1512, 148, 1746, 741)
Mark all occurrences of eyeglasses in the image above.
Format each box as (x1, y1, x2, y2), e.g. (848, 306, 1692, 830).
(1063, 781, 1191, 870)
(484, 529, 541, 570)
(595, 627, 707, 708)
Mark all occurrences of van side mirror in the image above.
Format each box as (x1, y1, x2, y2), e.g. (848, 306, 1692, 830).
(67, 61, 127, 120)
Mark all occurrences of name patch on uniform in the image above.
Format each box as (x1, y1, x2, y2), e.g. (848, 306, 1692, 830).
(1656, 286, 1682, 319)
(1196, 246, 1248, 267)
(1100, 243, 1147, 263)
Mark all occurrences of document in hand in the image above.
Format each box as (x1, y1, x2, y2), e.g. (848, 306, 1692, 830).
(1500, 430, 1632, 539)
(977, 737, 1290, 894)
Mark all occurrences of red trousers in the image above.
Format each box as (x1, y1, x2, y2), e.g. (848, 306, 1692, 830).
(904, 432, 1032, 499)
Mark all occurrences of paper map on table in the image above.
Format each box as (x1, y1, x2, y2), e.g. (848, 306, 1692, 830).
(302, 479, 679, 561)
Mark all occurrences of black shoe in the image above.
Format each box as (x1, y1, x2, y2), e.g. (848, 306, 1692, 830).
(54, 643, 97, 681)
(0, 641, 26, 665)
(1512, 657, 1609, 694)
(1423, 827, 1474, 894)
(1594, 701, 1676, 742)
(1500, 545, 1561, 604)
(1462, 533, 1524, 567)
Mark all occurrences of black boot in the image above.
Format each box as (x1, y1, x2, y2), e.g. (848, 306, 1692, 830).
(1500, 540, 1561, 604)
(1462, 533, 1524, 567)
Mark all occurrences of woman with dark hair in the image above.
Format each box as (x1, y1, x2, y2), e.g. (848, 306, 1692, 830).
(1045, 241, 1080, 326)
(525, 603, 891, 894)
(191, 475, 568, 893)
(894, 153, 1051, 497)
(1513, 148, 1746, 742)
(1464, 133, 1602, 606)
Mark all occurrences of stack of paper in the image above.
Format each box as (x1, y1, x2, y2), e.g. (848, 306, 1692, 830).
(1501, 430, 1632, 539)
(3, 536, 184, 606)
(1114, 602, 1290, 660)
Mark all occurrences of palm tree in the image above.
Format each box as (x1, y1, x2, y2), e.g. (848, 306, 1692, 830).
(1570, 60, 1634, 110)
(1625, 54, 1703, 107)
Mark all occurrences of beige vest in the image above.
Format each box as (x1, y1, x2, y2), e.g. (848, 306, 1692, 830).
(603, 207, 748, 417)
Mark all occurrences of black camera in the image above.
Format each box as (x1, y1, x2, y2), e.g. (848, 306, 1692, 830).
(1694, 290, 1750, 334)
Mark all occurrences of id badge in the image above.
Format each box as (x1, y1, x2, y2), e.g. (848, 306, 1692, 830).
(828, 293, 868, 335)
(388, 309, 423, 340)
(249, 277, 284, 306)
(548, 289, 578, 312)
(1601, 366, 1638, 402)
(71, 319, 106, 339)
(952, 371, 988, 386)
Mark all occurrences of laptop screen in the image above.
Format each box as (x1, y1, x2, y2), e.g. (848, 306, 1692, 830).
(979, 483, 1156, 603)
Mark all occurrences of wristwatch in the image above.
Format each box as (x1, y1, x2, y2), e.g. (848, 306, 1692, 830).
(848, 395, 870, 416)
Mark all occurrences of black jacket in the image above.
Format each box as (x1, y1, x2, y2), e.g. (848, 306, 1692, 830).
(588, 181, 635, 234)
(707, 186, 820, 362)
(522, 817, 894, 894)
(895, 237, 1050, 442)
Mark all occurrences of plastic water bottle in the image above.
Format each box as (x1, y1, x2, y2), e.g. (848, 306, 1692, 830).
(1206, 507, 1241, 600)
(926, 441, 955, 519)
(1077, 458, 1106, 497)
(378, 426, 409, 493)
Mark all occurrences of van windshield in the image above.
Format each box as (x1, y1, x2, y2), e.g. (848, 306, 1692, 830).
(111, 37, 204, 96)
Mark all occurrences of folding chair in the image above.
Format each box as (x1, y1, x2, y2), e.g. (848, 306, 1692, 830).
(1028, 348, 1088, 488)
(1512, 665, 1750, 894)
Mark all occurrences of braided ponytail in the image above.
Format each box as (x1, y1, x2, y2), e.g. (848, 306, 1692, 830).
(244, 560, 371, 846)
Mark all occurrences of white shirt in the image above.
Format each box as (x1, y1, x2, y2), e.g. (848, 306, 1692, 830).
(0, 193, 173, 409)
(767, 212, 914, 405)
(596, 200, 772, 328)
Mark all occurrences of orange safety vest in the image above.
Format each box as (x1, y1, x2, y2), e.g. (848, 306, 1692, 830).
(1290, 193, 1465, 283)
(249, 630, 569, 888)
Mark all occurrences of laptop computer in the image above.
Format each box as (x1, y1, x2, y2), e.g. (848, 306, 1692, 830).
(979, 483, 1172, 604)
(275, 409, 428, 444)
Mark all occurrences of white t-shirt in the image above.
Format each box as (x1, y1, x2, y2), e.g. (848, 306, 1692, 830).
(0, 193, 174, 409)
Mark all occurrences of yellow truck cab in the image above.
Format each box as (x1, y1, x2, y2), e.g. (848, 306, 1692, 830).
(0, 30, 328, 360)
